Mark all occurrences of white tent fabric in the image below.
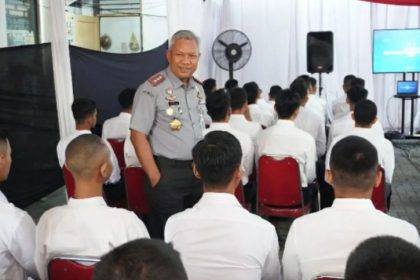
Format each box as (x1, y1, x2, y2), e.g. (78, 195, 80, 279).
(167, 0, 420, 131)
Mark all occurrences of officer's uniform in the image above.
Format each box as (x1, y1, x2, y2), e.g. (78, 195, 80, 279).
(130, 67, 207, 238)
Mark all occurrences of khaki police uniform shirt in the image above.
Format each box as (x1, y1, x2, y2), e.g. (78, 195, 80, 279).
(130, 67, 208, 160)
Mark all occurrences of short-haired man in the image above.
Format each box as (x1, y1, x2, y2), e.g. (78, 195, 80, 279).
(282, 136, 420, 280)
(102, 88, 136, 140)
(327, 86, 384, 148)
(93, 238, 188, 280)
(291, 77, 326, 158)
(229, 87, 262, 142)
(326, 100, 395, 207)
(268, 85, 282, 117)
(306, 76, 327, 122)
(225, 78, 238, 91)
(36, 134, 149, 280)
(0, 130, 38, 280)
(244, 81, 275, 128)
(130, 30, 208, 238)
(345, 236, 420, 280)
(256, 89, 317, 204)
(56, 97, 120, 183)
(332, 74, 356, 120)
(165, 131, 281, 280)
(202, 78, 216, 96)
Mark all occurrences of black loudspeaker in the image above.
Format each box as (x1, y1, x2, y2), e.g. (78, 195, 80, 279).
(307, 31, 333, 73)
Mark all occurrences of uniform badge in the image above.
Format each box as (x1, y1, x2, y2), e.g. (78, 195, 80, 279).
(169, 119, 182, 131)
(166, 107, 174, 116)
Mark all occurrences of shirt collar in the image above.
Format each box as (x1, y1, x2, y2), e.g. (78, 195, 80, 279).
(119, 112, 131, 117)
(276, 119, 295, 127)
(68, 196, 107, 207)
(230, 114, 247, 121)
(331, 198, 375, 210)
(165, 67, 197, 90)
(209, 122, 231, 130)
(198, 192, 242, 207)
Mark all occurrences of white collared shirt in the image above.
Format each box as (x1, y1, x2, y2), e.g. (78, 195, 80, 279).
(56, 130, 121, 183)
(306, 94, 327, 123)
(332, 95, 349, 120)
(327, 111, 384, 149)
(282, 199, 420, 280)
(256, 120, 316, 187)
(0, 190, 8, 203)
(124, 134, 141, 167)
(0, 199, 37, 280)
(35, 197, 149, 280)
(249, 104, 275, 128)
(294, 105, 326, 158)
(229, 114, 262, 143)
(165, 193, 281, 280)
(205, 123, 254, 185)
(325, 127, 395, 183)
(102, 112, 131, 140)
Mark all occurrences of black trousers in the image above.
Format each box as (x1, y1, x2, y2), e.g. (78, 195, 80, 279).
(145, 156, 203, 239)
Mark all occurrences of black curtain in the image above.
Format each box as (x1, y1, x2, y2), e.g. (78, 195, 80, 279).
(70, 41, 168, 124)
(0, 43, 63, 208)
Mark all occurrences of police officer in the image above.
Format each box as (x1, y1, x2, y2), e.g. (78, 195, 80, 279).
(130, 30, 207, 238)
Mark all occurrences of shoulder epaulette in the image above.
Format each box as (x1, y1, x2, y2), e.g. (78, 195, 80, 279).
(193, 76, 202, 86)
(148, 73, 165, 87)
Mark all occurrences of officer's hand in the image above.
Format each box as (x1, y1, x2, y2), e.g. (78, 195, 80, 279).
(150, 172, 161, 188)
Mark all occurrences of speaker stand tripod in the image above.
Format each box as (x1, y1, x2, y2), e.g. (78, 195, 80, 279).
(318, 72, 323, 97)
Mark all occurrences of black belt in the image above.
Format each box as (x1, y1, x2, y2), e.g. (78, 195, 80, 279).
(154, 155, 193, 168)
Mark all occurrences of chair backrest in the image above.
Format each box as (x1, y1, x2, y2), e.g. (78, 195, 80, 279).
(258, 156, 303, 207)
(48, 255, 99, 280)
(371, 166, 387, 212)
(124, 166, 149, 216)
(107, 138, 125, 170)
(63, 165, 75, 199)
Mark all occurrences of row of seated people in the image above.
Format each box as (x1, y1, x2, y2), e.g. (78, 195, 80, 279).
(0, 130, 419, 279)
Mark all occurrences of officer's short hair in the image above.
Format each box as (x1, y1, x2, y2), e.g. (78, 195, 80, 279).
(93, 239, 188, 280)
(354, 99, 377, 127)
(345, 236, 420, 280)
(347, 86, 368, 106)
(206, 89, 230, 122)
(290, 77, 309, 101)
(229, 87, 247, 110)
(275, 89, 301, 119)
(269, 85, 282, 100)
(71, 98, 96, 123)
(118, 88, 136, 110)
(169, 30, 200, 48)
(225, 79, 238, 90)
(243, 82, 259, 104)
(65, 134, 110, 181)
(192, 131, 242, 190)
(330, 136, 378, 192)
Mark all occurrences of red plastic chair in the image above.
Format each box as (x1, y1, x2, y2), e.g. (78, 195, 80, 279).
(48, 255, 99, 280)
(124, 166, 149, 217)
(63, 165, 75, 199)
(371, 166, 387, 213)
(106, 138, 125, 170)
(257, 156, 311, 218)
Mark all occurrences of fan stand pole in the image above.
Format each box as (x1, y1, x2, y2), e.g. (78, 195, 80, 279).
(318, 72, 323, 97)
(229, 61, 234, 80)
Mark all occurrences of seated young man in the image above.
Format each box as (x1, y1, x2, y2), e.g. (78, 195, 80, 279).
(165, 131, 281, 280)
(244, 81, 275, 128)
(326, 99, 395, 207)
(0, 130, 38, 280)
(93, 238, 188, 280)
(332, 74, 355, 120)
(282, 136, 420, 280)
(256, 89, 317, 204)
(36, 134, 149, 280)
(345, 236, 420, 280)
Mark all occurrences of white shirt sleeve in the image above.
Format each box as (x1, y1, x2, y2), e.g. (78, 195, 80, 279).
(243, 136, 255, 179)
(35, 215, 49, 280)
(282, 222, 301, 280)
(315, 121, 326, 158)
(10, 213, 38, 279)
(305, 139, 317, 184)
(261, 229, 282, 280)
(104, 141, 121, 184)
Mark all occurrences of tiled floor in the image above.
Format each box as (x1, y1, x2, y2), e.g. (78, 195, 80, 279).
(25, 139, 420, 248)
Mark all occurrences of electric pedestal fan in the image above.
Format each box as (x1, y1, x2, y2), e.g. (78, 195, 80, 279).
(212, 30, 252, 80)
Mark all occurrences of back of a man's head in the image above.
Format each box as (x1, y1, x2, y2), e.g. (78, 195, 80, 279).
(118, 88, 136, 110)
(243, 82, 259, 104)
(93, 238, 188, 280)
(72, 98, 97, 124)
(192, 131, 242, 190)
(0, 129, 11, 182)
(351, 77, 365, 89)
(65, 134, 110, 182)
(203, 78, 216, 94)
(345, 236, 420, 280)
(225, 79, 238, 91)
(330, 136, 378, 193)
(275, 89, 301, 120)
(229, 87, 248, 111)
(347, 86, 368, 107)
(354, 99, 377, 127)
(290, 77, 309, 103)
(343, 74, 356, 92)
(206, 89, 230, 122)
(269, 85, 282, 100)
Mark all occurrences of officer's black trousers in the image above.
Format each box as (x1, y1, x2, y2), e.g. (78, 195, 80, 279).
(145, 156, 203, 239)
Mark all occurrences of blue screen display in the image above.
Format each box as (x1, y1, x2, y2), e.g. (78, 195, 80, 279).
(373, 29, 420, 73)
(397, 81, 418, 95)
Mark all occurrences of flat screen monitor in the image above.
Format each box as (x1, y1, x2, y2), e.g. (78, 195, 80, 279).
(397, 81, 418, 96)
(373, 29, 420, 73)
